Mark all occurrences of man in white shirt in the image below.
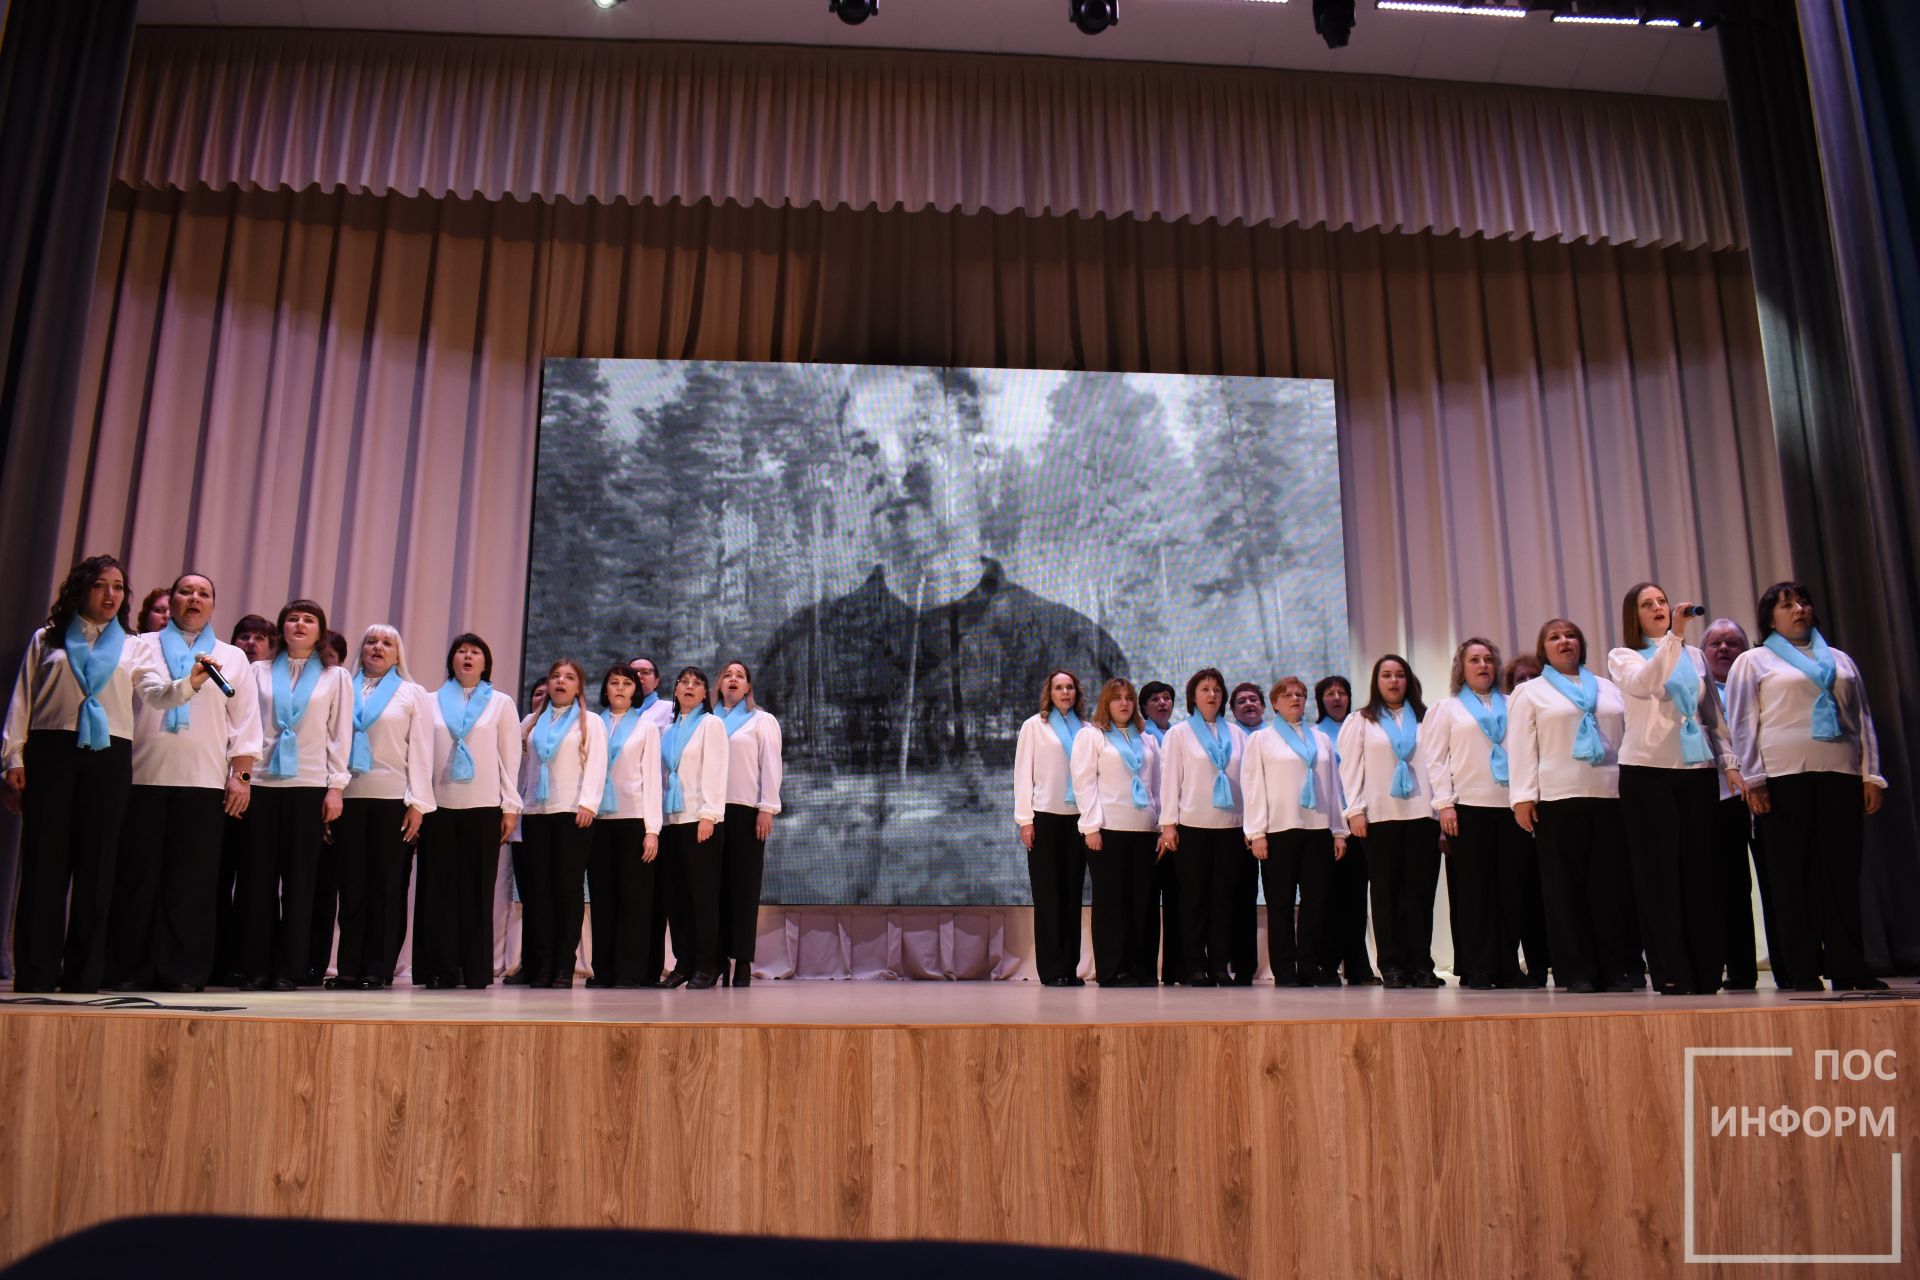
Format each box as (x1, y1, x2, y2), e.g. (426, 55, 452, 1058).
(1703, 618, 1778, 989)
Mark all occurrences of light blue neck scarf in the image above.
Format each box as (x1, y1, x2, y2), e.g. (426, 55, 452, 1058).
(1193, 715, 1236, 809)
(528, 701, 580, 806)
(158, 621, 213, 733)
(1457, 690, 1509, 786)
(62, 617, 127, 752)
(264, 651, 324, 778)
(719, 699, 755, 737)
(1106, 726, 1151, 809)
(599, 708, 644, 815)
(638, 691, 660, 715)
(62, 617, 127, 750)
(662, 706, 708, 817)
(1378, 705, 1419, 799)
(1764, 630, 1841, 741)
(350, 669, 403, 774)
(1272, 716, 1321, 811)
(1640, 639, 1712, 764)
(1143, 720, 1167, 744)
(1542, 666, 1608, 765)
(437, 680, 491, 782)
(1048, 709, 1084, 805)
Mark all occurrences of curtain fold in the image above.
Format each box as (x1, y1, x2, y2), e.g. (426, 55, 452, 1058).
(50, 185, 1786, 755)
(113, 26, 1746, 252)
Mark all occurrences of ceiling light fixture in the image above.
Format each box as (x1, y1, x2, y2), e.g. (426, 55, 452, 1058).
(829, 0, 878, 25)
(1376, 2, 1526, 17)
(591, 0, 624, 9)
(1069, 0, 1119, 35)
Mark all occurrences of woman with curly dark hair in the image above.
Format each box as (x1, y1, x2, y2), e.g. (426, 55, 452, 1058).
(2, 555, 145, 992)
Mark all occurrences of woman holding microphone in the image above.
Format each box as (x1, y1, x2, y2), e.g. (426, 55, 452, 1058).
(1071, 677, 1161, 987)
(1608, 584, 1740, 996)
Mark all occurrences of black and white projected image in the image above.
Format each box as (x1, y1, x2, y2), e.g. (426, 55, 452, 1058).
(526, 360, 1346, 905)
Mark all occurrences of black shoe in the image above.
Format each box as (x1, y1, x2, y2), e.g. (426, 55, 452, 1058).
(1512, 973, 1548, 989)
(323, 976, 357, 990)
(1185, 973, 1216, 988)
(1658, 983, 1697, 996)
(731, 964, 751, 988)
(686, 972, 718, 990)
(614, 981, 648, 990)
(1067, 976, 1088, 987)
(1465, 979, 1498, 991)
(422, 975, 452, 990)
(1601, 978, 1639, 993)
(584, 977, 617, 989)
(238, 976, 270, 992)
(1564, 980, 1599, 994)
(1381, 969, 1408, 989)
(1831, 977, 1889, 991)
(662, 970, 691, 989)
(1412, 971, 1444, 989)
(1311, 971, 1344, 988)
(1041, 976, 1072, 987)
(270, 978, 298, 992)
(304, 968, 325, 986)
(1346, 973, 1382, 987)
(503, 969, 531, 986)
(358, 977, 384, 990)
(548, 977, 572, 989)
(110, 978, 149, 993)
(1790, 979, 1828, 992)
(158, 981, 204, 994)
(1723, 980, 1758, 992)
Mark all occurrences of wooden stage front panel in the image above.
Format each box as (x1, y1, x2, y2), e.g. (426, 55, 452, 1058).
(2, 1003, 1915, 1277)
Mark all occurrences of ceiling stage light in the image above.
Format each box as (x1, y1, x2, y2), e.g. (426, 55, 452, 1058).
(1070, 0, 1119, 35)
(829, 0, 878, 25)
(591, 0, 624, 9)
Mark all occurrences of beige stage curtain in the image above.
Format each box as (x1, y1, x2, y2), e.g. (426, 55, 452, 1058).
(114, 26, 1745, 252)
(61, 184, 1785, 697)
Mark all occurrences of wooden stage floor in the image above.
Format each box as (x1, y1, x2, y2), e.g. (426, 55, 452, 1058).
(4, 981, 1918, 1278)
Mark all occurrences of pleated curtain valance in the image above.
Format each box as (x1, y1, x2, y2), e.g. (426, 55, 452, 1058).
(115, 26, 1746, 251)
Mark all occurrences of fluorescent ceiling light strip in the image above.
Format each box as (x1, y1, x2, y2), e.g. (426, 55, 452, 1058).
(1377, 2, 1526, 15)
(1645, 17, 1682, 25)
(1552, 12, 1645, 22)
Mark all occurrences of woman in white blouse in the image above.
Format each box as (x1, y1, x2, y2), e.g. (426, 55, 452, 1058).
(1243, 676, 1347, 987)
(2, 555, 144, 993)
(1425, 638, 1548, 990)
(1157, 667, 1248, 987)
(1014, 669, 1090, 987)
(585, 663, 662, 989)
(714, 661, 781, 988)
(1508, 618, 1637, 994)
(327, 625, 435, 990)
(1337, 655, 1440, 990)
(241, 598, 353, 991)
(1071, 677, 1161, 987)
(658, 666, 729, 990)
(518, 658, 608, 988)
(415, 633, 521, 990)
(1725, 581, 1887, 992)
(1607, 582, 1742, 996)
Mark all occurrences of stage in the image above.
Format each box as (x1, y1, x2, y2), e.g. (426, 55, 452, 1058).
(3, 983, 1916, 1278)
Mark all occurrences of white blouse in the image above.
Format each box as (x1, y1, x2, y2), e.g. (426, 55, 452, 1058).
(637, 694, 676, 733)
(1605, 633, 1735, 772)
(1242, 720, 1347, 837)
(720, 707, 784, 813)
(660, 712, 729, 826)
(251, 658, 354, 791)
(522, 702, 609, 816)
(430, 685, 523, 813)
(1423, 694, 1511, 811)
(600, 710, 664, 831)
(1336, 707, 1435, 823)
(1158, 717, 1247, 829)
(341, 677, 437, 811)
(1506, 672, 1628, 804)
(1724, 643, 1885, 788)
(128, 634, 262, 789)
(1070, 724, 1162, 834)
(1013, 712, 1080, 824)
(4, 623, 153, 768)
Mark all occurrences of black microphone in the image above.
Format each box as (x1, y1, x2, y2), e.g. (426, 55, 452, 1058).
(198, 655, 236, 698)
(1678, 604, 1706, 618)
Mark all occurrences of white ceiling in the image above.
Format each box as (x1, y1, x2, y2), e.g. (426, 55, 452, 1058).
(134, 0, 1726, 100)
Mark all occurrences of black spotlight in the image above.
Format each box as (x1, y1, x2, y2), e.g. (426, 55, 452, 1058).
(829, 0, 877, 25)
(1312, 0, 1355, 48)
(1070, 0, 1118, 36)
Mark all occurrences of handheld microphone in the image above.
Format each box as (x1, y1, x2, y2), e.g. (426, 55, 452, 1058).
(198, 656, 236, 698)
(1678, 604, 1706, 618)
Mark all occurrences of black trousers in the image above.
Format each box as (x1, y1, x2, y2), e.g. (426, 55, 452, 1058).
(1155, 850, 1182, 984)
(332, 797, 410, 983)
(717, 803, 766, 969)
(240, 785, 327, 984)
(12, 732, 130, 992)
(1088, 828, 1158, 983)
(414, 806, 500, 987)
(1447, 805, 1549, 984)
(1173, 824, 1251, 983)
(660, 819, 723, 978)
(1365, 817, 1441, 979)
(1618, 765, 1722, 993)
(1327, 836, 1376, 980)
(1027, 812, 1088, 982)
(1712, 794, 1774, 988)
(1534, 797, 1639, 988)
(587, 818, 656, 984)
(306, 821, 343, 979)
(518, 812, 593, 983)
(1257, 828, 1334, 983)
(107, 784, 225, 988)
(1758, 770, 1869, 985)
(209, 812, 247, 984)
